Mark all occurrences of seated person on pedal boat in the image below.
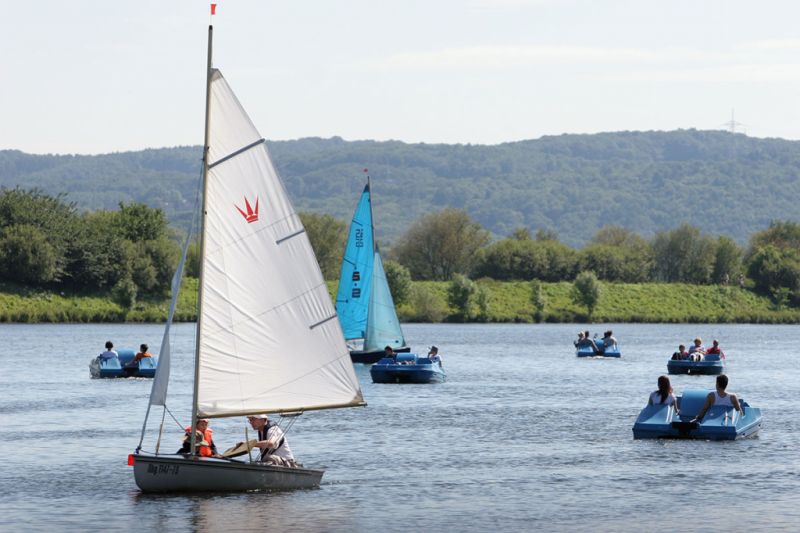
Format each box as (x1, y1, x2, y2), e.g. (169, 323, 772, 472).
(574, 331, 600, 354)
(671, 344, 689, 360)
(691, 374, 744, 423)
(648, 375, 678, 412)
(126, 343, 153, 368)
(688, 337, 706, 361)
(98, 340, 118, 361)
(705, 339, 725, 359)
(600, 330, 617, 353)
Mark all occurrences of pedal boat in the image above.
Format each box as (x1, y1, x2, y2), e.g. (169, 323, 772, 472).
(89, 348, 157, 378)
(576, 340, 621, 358)
(370, 353, 446, 384)
(632, 389, 762, 440)
(667, 353, 724, 375)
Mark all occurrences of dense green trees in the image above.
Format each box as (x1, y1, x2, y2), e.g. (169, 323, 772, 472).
(0, 189, 179, 302)
(746, 221, 800, 305)
(2, 186, 798, 311)
(6, 130, 800, 248)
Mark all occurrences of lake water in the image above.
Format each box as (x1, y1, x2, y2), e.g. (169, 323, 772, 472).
(2, 323, 799, 532)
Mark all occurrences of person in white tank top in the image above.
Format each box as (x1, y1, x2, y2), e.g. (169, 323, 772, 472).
(692, 374, 743, 423)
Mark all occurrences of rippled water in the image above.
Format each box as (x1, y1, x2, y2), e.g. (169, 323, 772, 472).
(2, 323, 799, 532)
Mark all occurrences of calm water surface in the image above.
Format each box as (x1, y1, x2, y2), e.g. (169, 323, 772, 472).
(2, 323, 799, 532)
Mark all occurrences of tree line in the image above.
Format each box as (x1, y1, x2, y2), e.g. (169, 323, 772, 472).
(301, 207, 800, 311)
(2, 188, 798, 316)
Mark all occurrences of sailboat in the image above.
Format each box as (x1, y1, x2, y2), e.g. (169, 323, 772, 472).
(130, 24, 365, 492)
(336, 178, 410, 364)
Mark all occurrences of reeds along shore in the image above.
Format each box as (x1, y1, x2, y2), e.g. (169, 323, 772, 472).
(0, 279, 798, 324)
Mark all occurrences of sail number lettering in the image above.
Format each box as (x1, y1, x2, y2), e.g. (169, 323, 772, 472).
(352, 288, 361, 298)
(355, 228, 364, 247)
(147, 463, 181, 476)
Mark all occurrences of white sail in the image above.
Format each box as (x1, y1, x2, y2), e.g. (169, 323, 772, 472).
(196, 70, 364, 418)
(148, 220, 194, 407)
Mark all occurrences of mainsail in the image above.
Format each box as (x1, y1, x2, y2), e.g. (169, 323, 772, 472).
(363, 250, 407, 353)
(196, 69, 363, 418)
(335, 184, 374, 340)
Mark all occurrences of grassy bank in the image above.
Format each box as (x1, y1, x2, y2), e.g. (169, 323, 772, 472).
(0, 278, 797, 324)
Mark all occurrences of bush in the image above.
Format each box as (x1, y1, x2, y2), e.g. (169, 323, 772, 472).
(111, 276, 137, 309)
(572, 271, 601, 318)
(447, 274, 476, 321)
(409, 284, 447, 322)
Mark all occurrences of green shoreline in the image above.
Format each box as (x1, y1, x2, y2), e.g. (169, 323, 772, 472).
(1, 278, 797, 324)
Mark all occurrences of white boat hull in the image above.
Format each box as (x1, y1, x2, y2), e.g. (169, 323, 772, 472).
(132, 454, 323, 492)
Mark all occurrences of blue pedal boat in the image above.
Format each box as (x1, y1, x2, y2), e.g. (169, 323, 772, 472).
(632, 389, 762, 440)
(576, 340, 621, 358)
(370, 353, 446, 384)
(89, 348, 157, 378)
(667, 354, 724, 375)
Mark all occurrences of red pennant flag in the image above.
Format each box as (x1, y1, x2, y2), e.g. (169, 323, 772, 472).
(210, 4, 217, 15)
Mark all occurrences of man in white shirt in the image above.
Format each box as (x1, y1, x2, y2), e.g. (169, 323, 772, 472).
(246, 414, 295, 465)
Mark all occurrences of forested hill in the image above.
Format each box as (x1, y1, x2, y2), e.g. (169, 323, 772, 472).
(2, 129, 800, 246)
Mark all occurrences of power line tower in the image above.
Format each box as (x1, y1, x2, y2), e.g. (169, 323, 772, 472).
(720, 109, 747, 160)
(722, 108, 746, 134)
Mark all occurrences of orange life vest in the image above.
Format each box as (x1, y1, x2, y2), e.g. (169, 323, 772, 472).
(134, 351, 153, 362)
(184, 426, 214, 457)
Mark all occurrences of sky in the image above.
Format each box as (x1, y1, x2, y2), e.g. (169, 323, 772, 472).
(4, 0, 800, 154)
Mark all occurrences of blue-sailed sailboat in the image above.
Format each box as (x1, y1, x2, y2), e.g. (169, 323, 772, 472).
(338, 178, 410, 364)
(335, 184, 374, 342)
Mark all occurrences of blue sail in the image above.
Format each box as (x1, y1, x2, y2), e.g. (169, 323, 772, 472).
(335, 184, 374, 340)
(364, 250, 406, 352)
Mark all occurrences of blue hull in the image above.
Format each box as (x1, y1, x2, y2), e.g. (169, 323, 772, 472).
(576, 347, 621, 358)
(633, 389, 762, 440)
(90, 348, 157, 378)
(370, 355, 445, 384)
(667, 359, 724, 375)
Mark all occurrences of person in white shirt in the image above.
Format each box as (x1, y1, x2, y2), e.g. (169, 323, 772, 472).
(648, 375, 678, 411)
(692, 374, 743, 423)
(246, 414, 295, 466)
(98, 340, 118, 361)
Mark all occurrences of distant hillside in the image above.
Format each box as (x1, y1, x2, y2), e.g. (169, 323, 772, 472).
(2, 129, 800, 246)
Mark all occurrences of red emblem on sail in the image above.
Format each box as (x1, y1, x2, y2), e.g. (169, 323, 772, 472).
(235, 196, 259, 223)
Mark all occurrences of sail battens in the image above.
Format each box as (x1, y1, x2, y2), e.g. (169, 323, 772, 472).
(275, 228, 306, 245)
(208, 139, 266, 169)
(199, 281, 332, 340)
(309, 314, 337, 330)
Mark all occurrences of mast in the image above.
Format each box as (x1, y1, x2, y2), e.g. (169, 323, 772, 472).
(190, 23, 214, 456)
(366, 172, 376, 256)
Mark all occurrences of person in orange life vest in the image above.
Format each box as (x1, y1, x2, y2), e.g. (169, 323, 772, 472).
(133, 343, 153, 364)
(126, 343, 153, 368)
(177, 418, 217, 457)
